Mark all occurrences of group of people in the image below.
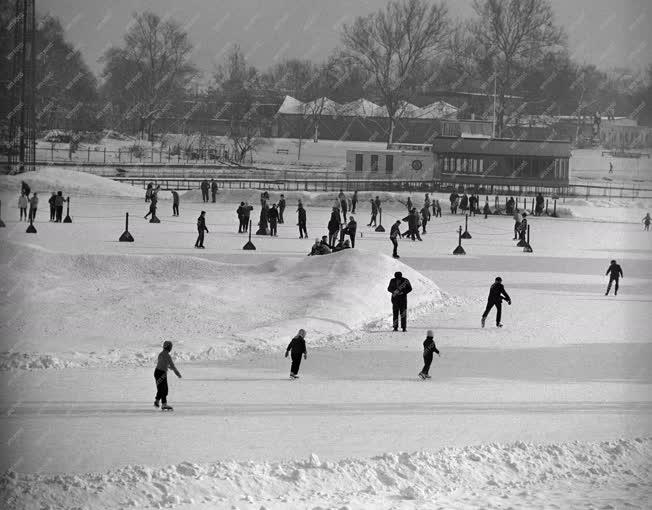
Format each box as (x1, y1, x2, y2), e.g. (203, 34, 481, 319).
(47, 191, 67, 222)
(199, 179, 219, 203)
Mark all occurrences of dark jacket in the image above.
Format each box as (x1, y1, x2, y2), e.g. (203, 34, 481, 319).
(54, 195, 64, 207)
(328, 211, 340, 233)
(344, 219, 357, 235)
(423, 337, 440, 356)
(49, 195, 56, 207)
(197, 215, 208, 232)
(374, 198, 381, 211)
(390, 223, 401, 239)
(488, 282, 510, 303)
(606, 263, 623, 279)
(297, 206, 306, 222)
(286, 335, 306, 356)
(387, 277, 412, 305)
(268, 207, 279, 222)
(278, 198, 286, 210)
(371, 201, 378, 214)
(460, 195, 469, 209)
(171, 191, 179, 204)
(211, 181, 218, 191)
(156, 349, 180, 376)
(200, 180, 209, 190)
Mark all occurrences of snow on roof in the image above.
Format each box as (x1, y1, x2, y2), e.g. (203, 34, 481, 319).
(396, 101, 421, 118)
(416, 101, 459, 119)
(338, 99, 387, 118)
(303, 97, 340, 116)
(277, 95, 306, 115)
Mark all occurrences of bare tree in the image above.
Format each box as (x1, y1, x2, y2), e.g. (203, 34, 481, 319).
(469, 0, 564, 137)
(341, 0, 449, 146)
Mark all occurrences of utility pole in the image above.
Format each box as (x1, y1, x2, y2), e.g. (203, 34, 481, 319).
(492, 73, 497, 139)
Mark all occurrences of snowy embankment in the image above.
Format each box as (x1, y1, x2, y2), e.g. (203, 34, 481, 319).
(2, 437, 649, 509)
(0, 242, 452, 370)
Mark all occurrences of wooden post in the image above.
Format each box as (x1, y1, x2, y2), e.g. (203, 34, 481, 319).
(453, 225, 466, 255)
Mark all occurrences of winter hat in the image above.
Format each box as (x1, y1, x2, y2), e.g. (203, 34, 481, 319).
(426, 329, 434, 337)
(297, 329, 306, 338)
(495, 276, 502, 282)
(394, 271, 402, 278)
(163, 340, 173, 351)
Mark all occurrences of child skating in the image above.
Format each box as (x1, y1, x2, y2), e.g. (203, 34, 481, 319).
(285, 329, 307, 379)
(154, 340, 182, 410)
(419, 330, 440, 379)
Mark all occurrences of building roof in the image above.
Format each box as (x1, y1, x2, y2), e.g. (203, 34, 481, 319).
(431, 136, 571, 158)
(415, 101, 458, 119)
(303, 97, 340, 116)
(277, 95, 306, 115)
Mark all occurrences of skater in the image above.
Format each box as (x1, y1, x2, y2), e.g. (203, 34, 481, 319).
(605, 259, 623, 296)
(268, 203, 279, 236)
(518, 213, 528, 243)
(420, 203, 430, 234)
(195, 211, 208, 248)
(406, 196, 413, 211)
(339, 190, 348, 222)
(643, 213, 650, 231)
(418, 330, 440, 379)
(210, 179, 218, 203)
(21, 180, 30, 198)
(297, 201, 308, 239)
(433, 199, 441, 218)
(513, 209, 523, 240)
(368, 198, 378, 227)
(506, 196, 515, 215)
(387, 271, 412, 332)
(483, 201, 491, 218)
(402, 208, 422, 241)
(343, 216, 357, 248)
(145, 182, 153, 202)
(481, 277, 511, 328)
(242, 202, 253, 232)
(54, 191, 64, 222)
(449, 190, 459, 214)
(237, 202, 246, 232)
(257, 203, 269, 235)
(171, 190, 179, 216)
(48, 192, 56, 221)
(285, 329, 307, 379)
(351, 190, 358, 213)
(424, 193, 431, 211)
(535, 193, 544, 216)
(278, 194, 286, 224)
(374, 196, 382, 217)
(328, 207, 340, 247)
(18, 192, 28, 221)
(609, 162, 613, 174)
(390, 220, 402, 258)
(460, 193, 469, 213)
(144, 194, 157, 220)
(154, 340, 182, 410)
(260, 190, 270, 208)
(200, 179, 209, 203)
(28, 192, 38, 221)
(308, 237, 330, 256)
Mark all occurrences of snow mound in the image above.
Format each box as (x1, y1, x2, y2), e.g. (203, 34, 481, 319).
(0, 167, 144, 199)
(0, 242, 448, 369)
(3, 437, 650, 509)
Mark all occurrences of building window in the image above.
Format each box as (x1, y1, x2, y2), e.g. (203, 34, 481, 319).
(355, 154, 363, 172)
(386, 155, 393, 174)
(371, 154, 379, 172)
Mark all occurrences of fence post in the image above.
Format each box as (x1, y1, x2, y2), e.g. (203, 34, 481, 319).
(118, 148, 121, 162)
(87, 146, 90, 162)
(103, 147, 106, 164)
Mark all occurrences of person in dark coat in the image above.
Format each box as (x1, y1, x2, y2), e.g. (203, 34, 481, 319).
(237, 202, 246, 233)
(328, 207, 341, 247)
(420, 204, 430, 234)
(460, 193, 469, 212)
(48, 192, 56, 221)
(171, 190, 179, 216)
(28, 193, 38, 221)
(506, 197, 515, 215)
(469, 195, 477, 216)
(257, 203, 269, 235)
(449, 191, 459, 214)
(368, 199, 378, 227)
(390, 220, 402, 258)
(200, 180, 209, 202)
(195, 211, 208, 248)
(297, 201, 308, 238)
(433, 199, 441, 218)
(351, 190, 358, 213)
(519, 213, 528, 242)
(54, 191, 64, 222)
(278, 194, 286, 223)
(402, 208, 422, 241)
(268, 203, 279, 236)
(418, 329, 440, 379)
(406, 196, 413, 211)
(535, 192, 544, 216)
(210, 179, 218, 203)
(340, 194, 348, 222)
(242, 202, 253, 232)
(144, 193, 157, 220)
(21, 180, 30, 198)
(387, 271, 412, 331)
(605, 259, 623, 296)
(154, 340, 181, 410)
(481, 276, 511, 328)
(285, 329, 307, 379)
(343, 216, 357, 248)
(145, 182, 153, 202)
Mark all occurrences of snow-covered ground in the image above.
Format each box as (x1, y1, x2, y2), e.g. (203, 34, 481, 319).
(0, 168, 651, 509)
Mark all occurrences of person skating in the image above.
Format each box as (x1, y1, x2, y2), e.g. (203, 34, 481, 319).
(418, 330, 440, 379)
(257, 203, 269, 235)
(18, 192, 28, 221)
(195, 211, 208, 248)
(242, 202, 253, 232)
(513, 209, 523, 240)
(48, 192, 56, 221)
(368, 198, 378, 227)
(420, 204, 430, 234)
(518, 213, 528, 243)
(481, 277, 511, 328)
(343, 216, 357, 248)
(200, 180, 209, 203)
(21, 180, 30, 199)
(154, 340, 182, 410)
(54, 191, 64, 222)
(210, 179, 218, 203)
(424, 193, 431, 211)
(285, 329, 307, 379)
(402, 208, 422, 241)
(171, 190, 179, 216)
(144, 195, 157, 220)
(643, 213, 650, 231)
(28, 192, 38, 222)
(351, 190, 358, 214)
(605, 259, 623, 296)
(406, 196, 413, 212)
(278, 194, 286, 223)
(609, 162, 613, 174)
(506, 196, 515, 215)
(268, 204, 279, 236)
(328, 207, 340, 247)
(433, 199, 441, 218)
(237, 202, 246, 233)
(449, 191, 459, 214)
(339, 191, 348, 222)
(390, 220, 402, 258)
(460, 193, 469, 213)
(145, 182, 153, 202)
(483, 201, 491, 218)
(535, 193, 544, 216)
(297, 201, 308, 238)
(387, 271, 412, 332)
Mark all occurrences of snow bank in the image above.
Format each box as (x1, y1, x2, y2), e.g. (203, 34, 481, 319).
(3, 437, 649, 509)
(0, 167, 144, 199)
(0, 242, 449, 369)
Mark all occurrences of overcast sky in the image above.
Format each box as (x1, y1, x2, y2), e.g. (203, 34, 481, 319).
(40, 0, 651, 82)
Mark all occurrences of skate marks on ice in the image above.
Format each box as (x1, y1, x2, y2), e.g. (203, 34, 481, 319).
(3, 437, 651, 510)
